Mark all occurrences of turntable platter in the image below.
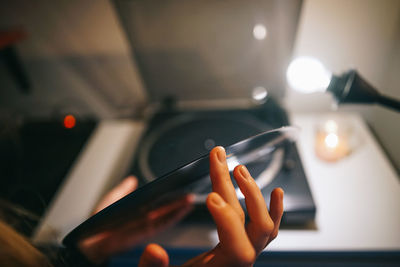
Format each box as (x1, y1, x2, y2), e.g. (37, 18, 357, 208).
(139, 114, 271, 182)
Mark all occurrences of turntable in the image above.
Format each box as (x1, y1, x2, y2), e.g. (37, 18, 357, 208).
(128, 99, 315, 225)
(113, 0, 315, 225)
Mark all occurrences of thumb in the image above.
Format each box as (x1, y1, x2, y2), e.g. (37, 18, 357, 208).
(139, 243, 169, 267)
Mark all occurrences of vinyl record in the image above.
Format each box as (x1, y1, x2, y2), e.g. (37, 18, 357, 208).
(63, 127, 298, 246)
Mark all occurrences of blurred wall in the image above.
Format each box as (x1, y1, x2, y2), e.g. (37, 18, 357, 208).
(0, 0, 146, 119)
(372, 28, 400, 173)
(284, 0, 400, 172)
(113, 0, 301, 103)
(2, 0, 399, 171)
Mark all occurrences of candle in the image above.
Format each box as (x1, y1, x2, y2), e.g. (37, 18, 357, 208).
(315, 119, 351, 162)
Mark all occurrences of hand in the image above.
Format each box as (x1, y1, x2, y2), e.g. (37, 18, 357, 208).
(78, 176, 194, 264)
(139, 146, 284, 267)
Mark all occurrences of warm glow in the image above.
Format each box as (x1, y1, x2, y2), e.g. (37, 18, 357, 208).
(287, 56, 332, 93)
(324, 133, 339, 148)
(253, 24, 267, 40)
(64, 115, 76, 129)
(324, 120, 338, 134)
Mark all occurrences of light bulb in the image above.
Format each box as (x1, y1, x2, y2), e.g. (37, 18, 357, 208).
(287, 56, 332, 93)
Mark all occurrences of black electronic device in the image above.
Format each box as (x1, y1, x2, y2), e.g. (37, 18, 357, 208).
(63, 127, 300, 245)
(111, 0, 315, 227)
(129, 99, 316, 225)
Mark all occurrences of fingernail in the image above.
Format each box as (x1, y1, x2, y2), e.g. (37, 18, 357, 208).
(210, 193, 225, 207)
(239, 165, 251, 179)
(275, 187, 284, 200)
(216, 146, 226, 163)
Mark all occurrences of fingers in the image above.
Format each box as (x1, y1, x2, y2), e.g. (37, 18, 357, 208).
(78, 232, 112, 264)
(206, 192, 255, 266)
(267, 188, 284, 245)
(209, 146, 245, 222)
(92, 203, 193, 258)
(233, 165, 275, 253)
(139, 243, 169, 267)
(116, 195, 194, 244)
(82, 195, 194, 258)
(142, 195, 194, 237)
(93, 176, 138, 214)
(146, 195, 194, 222)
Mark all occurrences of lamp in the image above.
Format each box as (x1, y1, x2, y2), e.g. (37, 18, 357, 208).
(287, 57, 400, 112)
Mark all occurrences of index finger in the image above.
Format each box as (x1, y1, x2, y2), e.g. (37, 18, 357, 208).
(209, 146, 244, 222)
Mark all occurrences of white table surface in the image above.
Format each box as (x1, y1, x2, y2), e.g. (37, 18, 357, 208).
(273, 113, 400, 251)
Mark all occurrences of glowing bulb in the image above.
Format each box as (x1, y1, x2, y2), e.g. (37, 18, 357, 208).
(253, 24, 267, 40)
(287, 56, 332, 93)
(324, 133, 339, 148)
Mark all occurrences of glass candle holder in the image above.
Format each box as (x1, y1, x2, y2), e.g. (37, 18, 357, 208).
(315, 118, 352, 162)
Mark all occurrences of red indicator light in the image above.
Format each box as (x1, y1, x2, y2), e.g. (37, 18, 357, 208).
(64, 115, 76, 129)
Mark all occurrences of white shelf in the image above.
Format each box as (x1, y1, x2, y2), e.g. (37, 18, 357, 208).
(33, 120, 145, 244)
